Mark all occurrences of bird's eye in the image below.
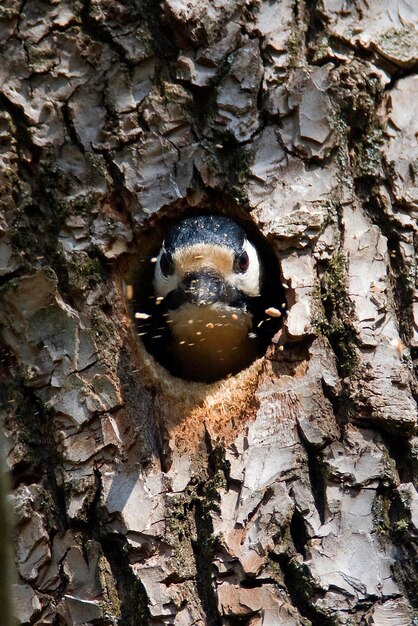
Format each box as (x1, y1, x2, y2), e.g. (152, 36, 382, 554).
(160, 251, 174, 277)
(236, 250, 249, 273)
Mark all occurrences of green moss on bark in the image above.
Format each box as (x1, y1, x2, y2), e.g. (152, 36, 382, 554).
(2, 378, 68, 530)
(314, 252, 358, 375)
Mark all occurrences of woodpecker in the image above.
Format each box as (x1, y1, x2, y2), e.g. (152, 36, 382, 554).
(149, 215, 272, 383)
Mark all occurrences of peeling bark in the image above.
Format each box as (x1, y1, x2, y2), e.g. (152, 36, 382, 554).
(1, 1, 417, 625)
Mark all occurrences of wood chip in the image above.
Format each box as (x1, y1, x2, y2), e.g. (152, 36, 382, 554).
(135, 312, 151, 319)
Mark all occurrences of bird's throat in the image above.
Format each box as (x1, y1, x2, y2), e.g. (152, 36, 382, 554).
(167, 303, 256, 382)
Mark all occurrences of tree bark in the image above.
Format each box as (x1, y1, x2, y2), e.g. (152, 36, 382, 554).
(1, 1, 417, 624)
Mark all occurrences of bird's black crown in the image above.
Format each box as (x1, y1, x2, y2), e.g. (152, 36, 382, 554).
(164, 215, 246, 253)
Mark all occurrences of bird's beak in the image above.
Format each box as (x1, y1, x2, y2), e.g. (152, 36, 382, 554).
(162, 270, 246, 311)
(182, 271, 224, 306)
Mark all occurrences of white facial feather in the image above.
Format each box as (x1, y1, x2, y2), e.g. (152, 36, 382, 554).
(153, 247, 179, 297)
(227, 239, 261, 297)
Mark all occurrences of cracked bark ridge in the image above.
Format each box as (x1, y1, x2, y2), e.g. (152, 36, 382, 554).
(316, 0, 418, 69)
(1, 0, 418, 625)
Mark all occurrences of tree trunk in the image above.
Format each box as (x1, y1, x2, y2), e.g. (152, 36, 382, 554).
(1, 1, 417, 624)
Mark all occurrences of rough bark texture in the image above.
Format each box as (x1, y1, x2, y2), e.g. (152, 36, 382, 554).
(1, 1, 418, 625)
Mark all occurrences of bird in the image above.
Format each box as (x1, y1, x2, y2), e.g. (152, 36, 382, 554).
(142, 214, 279, 383)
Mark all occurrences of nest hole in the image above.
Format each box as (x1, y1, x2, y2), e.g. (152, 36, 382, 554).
(122, 205, 287, 384)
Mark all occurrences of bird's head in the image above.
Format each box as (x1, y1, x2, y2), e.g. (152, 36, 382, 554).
(154, 215, 261, 315)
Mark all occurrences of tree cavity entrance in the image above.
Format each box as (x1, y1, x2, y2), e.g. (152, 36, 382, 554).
(125, 211, 286, 383)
